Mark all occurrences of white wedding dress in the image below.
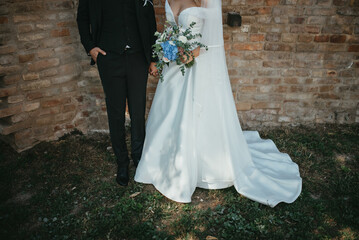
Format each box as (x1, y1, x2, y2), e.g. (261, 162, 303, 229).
(134, 0, 302, 207)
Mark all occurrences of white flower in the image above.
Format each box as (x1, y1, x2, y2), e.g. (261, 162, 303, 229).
(178, 36, 188, 44)
(168, 41, 175, 46)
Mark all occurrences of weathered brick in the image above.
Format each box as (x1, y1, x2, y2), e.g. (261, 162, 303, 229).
(22, 72, 39, 81)
(282, 33, 295, 42)
(42, 97, 71, 108)
(265, 33, 281, 42)
(307, 16, 327, 25)
(318, 44, 347, 52)
(0, 17, 8, 24)
(0, 55, 15, 65)
(26, 92, 43, 101)
(297, 35, 313, 42)
(253, 78, 281, 84)
(315, 93, 340, 99)
(20, 80, 51, 91)
(2, 75, 21, 85)
(236, 102, 252, 111)
(19, 53, 35, 63)
(265, 0, 281, 5)
(306, 26, 320, 34)
(27, 58, 60, 72)
(233, 43, 263, 50)
(252, 102, 281, 109)
(250, 34, 265, 42)
(17, 24, 34, 33)
(0, 86, 17, 98)
(348, 45, 359, 52)
(0, 105, 22, 118)
(36, 115, 54, 125)
(55, 111, 75, 123)
(40, 68, 58, 78)
(58, 12, 75, 20)
(330, 35, 347, 43)
(240, 86, 258, 92)
(296, 43, 316, 52)
(13, 15, 40, 23)
(37, 49, 55, 59)
(51, 28, 70, 37)
(14, 2, 43, 13)
(46, 1, 74, 10)
(38, 106, 61, 116)
(0, 65, 22, 75)
(263, 61, 292, 68)
(232, 33, 247, 42)
(333, 0, 347, 6)
(51, 74, 77, 85)
(0, 120, 32, 135)
(289, 17, 305, 24)
(36, 23, 53, 30)
(7, 95, 25, 104)
(314, 35, 330, 42)
(24, 102, 40, 112)
(63, 104, 76, 112)
(11, 113, 29, 124)
(0, 45, 16, 55)
(264, 43, 292, 51)
(18, 32, 48, 41)
(336, 8, 358, 16)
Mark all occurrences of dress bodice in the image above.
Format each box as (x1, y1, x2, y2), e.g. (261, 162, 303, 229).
(165, 0, 204, 33)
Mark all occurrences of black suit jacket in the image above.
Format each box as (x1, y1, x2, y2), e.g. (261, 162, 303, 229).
(76, 0, 157, 65)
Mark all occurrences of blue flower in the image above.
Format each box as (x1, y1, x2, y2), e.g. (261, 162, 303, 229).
(161, 41, 178, 61)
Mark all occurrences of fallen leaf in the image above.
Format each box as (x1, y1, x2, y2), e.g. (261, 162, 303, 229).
(129, 192, 141, 198)
(206, 236, 218, 240)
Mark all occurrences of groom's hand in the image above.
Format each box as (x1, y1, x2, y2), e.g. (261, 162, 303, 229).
(149, 62, 158, 77)
(89, 47, 106, 63)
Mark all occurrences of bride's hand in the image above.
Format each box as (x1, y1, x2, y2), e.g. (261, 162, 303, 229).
(180, 47, 200, 64)
(180, 52, 194, 64)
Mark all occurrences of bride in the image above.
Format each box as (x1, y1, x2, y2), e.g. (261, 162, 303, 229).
(134, 0, 302, 207)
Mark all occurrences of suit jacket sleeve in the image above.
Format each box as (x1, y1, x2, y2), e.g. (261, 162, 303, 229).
(77, 0, 96, 54)
(149, 4, 158, 62)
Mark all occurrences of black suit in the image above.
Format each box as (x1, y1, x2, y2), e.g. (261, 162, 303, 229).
(77, 0, 157, 168)
(77, 0, 157, 65)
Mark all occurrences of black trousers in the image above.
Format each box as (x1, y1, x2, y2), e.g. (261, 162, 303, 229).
(97, 51, 149, 167)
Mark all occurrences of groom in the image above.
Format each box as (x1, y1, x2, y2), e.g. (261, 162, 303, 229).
(77, 0, 158, 186)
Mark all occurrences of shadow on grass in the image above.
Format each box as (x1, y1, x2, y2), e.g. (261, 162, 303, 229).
(0, 124, 358, 239)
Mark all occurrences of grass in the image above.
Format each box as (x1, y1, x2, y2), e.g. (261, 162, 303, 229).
(0, 124, 358, 240)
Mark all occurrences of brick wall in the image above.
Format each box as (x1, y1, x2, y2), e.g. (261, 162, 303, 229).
(0, 0, 358, 152)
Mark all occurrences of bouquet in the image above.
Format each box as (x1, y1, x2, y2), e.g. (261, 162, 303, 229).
(152, 22, 208, 82)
